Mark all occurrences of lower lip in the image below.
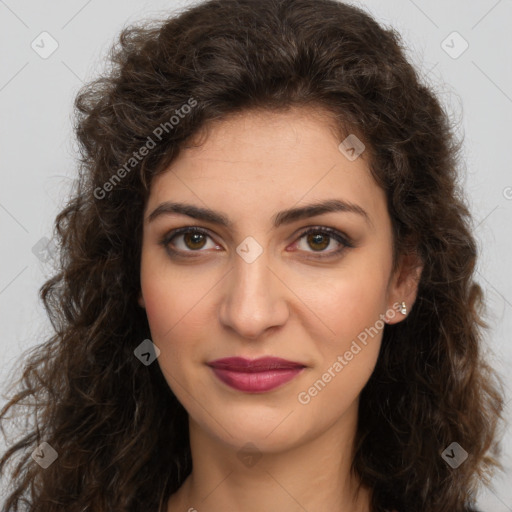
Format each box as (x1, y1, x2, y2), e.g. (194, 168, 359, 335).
(209, 367, 305, 393)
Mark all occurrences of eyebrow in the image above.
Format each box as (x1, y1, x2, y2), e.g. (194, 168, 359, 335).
(147, 198, 371, 228)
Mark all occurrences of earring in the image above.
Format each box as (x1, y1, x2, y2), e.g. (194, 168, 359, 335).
(400, 301, 407, 315)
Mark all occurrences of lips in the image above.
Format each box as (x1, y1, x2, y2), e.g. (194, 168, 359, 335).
(208, 356, 305, 372)
(207, 357, 306, 393)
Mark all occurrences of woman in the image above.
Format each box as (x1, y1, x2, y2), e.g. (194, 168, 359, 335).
(0, 0, 505, 511)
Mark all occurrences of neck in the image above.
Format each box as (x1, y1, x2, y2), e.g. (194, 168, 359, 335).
(167, 400, 371, 512)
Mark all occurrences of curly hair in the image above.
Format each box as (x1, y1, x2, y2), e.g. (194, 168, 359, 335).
(0, 0, 505, 511)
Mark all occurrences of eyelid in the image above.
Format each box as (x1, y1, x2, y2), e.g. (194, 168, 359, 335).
(290, 225, 354, 258)
(159, 226, 220, 252)
(295, 225, 354, 248)
(160, 225, 354, 257)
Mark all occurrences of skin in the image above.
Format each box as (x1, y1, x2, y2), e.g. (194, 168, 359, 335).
(138, 108, 422, 512)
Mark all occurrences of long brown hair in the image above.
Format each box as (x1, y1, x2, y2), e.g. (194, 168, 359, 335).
(0, 1, 505, 511)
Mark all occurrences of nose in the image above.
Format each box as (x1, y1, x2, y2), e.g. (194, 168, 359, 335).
(218, 249, 290, 340)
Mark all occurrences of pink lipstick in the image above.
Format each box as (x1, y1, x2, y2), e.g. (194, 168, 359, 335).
(207, 356, 305, 393)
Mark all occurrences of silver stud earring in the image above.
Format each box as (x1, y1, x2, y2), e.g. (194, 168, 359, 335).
(400, 301, 407, 315)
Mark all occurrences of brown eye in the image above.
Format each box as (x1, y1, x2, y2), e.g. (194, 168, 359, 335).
(306, 232, 330, 251)
(161, 227, 220, 254)
(183, 232, 208, 250)
(293, 227, 354, 257)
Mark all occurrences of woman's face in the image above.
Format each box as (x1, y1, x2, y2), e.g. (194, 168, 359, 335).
(139, 108, 417, 453)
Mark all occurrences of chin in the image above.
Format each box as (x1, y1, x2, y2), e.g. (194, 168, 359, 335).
(196, 407, 309, 452)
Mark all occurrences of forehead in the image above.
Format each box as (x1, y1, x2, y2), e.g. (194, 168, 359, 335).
(146, 108, 386, 226)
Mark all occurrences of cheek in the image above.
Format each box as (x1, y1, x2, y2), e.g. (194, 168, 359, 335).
(304, 264, 390, 344)
(141, 279, 177, 341)
(140, 272, 203, 399)
(139, 262, 214, 370)
(296, 276, 388, 416)
(140, 251, 205, 340)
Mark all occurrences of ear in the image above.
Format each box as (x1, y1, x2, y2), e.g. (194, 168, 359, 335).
(384, 251, 423, 325)
(138, 291, 145, 309)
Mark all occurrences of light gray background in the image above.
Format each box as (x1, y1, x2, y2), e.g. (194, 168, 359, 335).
(0, 0, 510, 509)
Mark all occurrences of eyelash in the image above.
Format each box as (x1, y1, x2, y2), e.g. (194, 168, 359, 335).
(159, 226, 355, 259)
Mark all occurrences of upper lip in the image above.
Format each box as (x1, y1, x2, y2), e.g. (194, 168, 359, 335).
(207, 357, 306, 372)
